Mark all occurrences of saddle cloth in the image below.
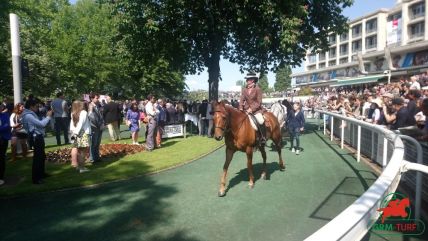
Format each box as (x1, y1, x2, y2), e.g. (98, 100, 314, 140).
(247, 113, 265, 131)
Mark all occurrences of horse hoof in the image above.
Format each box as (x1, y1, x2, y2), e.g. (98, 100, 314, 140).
(261, 174, 267, 180)
(279, 164, 286, 171)
(248, 183, 254, 189)
(218, 191, 226, 197)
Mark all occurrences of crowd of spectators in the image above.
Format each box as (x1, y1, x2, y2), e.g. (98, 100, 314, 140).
(0, 92, 219, 186)
(298, 74, 428, 142)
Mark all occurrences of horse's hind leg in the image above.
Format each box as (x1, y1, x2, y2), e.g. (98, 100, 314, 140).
(246, 148, 255, 188)
(219, 147, 234, 197)
(260, 146, 267, 180)
(272, 133, 285, 170)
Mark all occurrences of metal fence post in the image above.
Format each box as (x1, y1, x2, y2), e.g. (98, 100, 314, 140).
(398, 135, 423, 221)
(317, 112, 320, 131)
(371, 131, 375, 161)
(341, 120, 344, 149)
(383, 137, 388, 168)
(331, 116, 334, 141)
(357, 125, 361, 162)
(323, 114, 326, 135)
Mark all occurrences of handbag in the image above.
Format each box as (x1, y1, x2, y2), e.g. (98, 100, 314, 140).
(74, 133, 90, 148)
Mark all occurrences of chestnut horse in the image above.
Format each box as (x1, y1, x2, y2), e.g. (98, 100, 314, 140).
(212, 101, 285, 197)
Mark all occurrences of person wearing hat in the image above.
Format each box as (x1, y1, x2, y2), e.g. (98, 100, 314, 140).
(239, 72, 266, 146)
(366, 98, 382, 124)
(387, 97, 416, 130)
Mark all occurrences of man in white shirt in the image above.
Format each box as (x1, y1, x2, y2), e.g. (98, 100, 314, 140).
(144, 95, 159, 151)
(410, 76, 421, 90)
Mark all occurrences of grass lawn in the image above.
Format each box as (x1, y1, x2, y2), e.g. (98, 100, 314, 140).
(0, 125, 224, 197)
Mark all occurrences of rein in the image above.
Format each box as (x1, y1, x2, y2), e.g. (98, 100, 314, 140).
(214, 108, 248, 138)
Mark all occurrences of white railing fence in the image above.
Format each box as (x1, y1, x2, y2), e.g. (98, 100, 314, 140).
(305, 110, 428, 241)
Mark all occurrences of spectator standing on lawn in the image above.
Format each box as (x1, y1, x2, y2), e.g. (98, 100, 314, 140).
(21, 99, 53, 184)
(0, 104, 11, 186)
(198, 99, 208, 136)
(51, 92, 70, 145)
(126, 103, 141, 145)
(10, 103, 28, 161)
(156, 99, 167, 148)
(103, 96, 121, 141)
(144, 94, 159, 151)
(69, 100, 91, 173)
(88, 93, 104, 163)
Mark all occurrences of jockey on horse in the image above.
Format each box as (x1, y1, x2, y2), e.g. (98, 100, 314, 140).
(239, 72, 266, 146)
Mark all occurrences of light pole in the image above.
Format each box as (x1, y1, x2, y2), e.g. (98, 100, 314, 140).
(10, 13, 22, 104)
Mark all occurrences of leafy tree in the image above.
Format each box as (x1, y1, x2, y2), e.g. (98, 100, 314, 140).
(258, 75, 270, 93)
(299, 86, 313, 96)
(236, 80, 244, 87)
(0, 1, 13, 98)
(274, 65, 292, 92)
(185, 90, 208, 102)
(115, 0, 351, 100)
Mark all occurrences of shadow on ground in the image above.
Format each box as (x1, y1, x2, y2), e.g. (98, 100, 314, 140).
(0, 162, 201, 241)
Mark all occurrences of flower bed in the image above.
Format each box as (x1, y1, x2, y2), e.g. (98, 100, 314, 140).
(46, 144, 146, 163)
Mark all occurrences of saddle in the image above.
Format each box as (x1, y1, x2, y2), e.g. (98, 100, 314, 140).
(247, 113, 269, 147)
(247, 113, 270, 130)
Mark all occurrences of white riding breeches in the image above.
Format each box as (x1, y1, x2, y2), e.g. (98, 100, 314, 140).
(254, 113, 264, 125)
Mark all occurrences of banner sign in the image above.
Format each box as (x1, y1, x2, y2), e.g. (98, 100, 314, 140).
(387, 15, 402, 45)
(162, 124, 185, 138)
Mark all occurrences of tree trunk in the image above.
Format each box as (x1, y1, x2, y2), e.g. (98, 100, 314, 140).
(207, 52, 220, 101)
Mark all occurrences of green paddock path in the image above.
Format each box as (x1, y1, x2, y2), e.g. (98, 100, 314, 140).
(0, 121, 425, 241)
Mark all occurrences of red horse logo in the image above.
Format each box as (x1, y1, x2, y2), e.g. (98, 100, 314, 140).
(377, 197, 410, 223)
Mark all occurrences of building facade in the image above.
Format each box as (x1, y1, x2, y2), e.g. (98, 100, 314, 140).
(292, 0, 428, 87)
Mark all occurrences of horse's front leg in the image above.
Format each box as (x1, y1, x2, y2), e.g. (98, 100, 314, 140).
(219, 147, 234, 197)
(246, 148, 255, 188)
(260, 146, 267, 180)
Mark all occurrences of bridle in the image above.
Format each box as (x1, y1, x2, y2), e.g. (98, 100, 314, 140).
(213, 110, 229, 137)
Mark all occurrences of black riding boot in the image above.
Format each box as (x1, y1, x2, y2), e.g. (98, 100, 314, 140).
(258, 124, 267, 146)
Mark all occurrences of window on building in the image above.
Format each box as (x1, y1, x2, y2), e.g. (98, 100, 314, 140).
(319, 52, 326, 61)
(308, 53, 317, 63)
(364, 63, 371, 72)
(365, 35, 377, 49)
(329, 47, 336, 58)
(352, 24, 362, 38)
(352, 40, 362, 53)
(329, 34, 336, 45)
(340, 58, 348, 64)
(340, 32, 348, 42)
(307, 65, 316, 71)
(409, 21, 425, 39)
(340, 43, 348, 56)
(319, 63, 326, 69)
(329, 60, 336, 67)
(366, 19, 377, 34)
(410, 2, 425, 19)
(387, 12, 402, 22)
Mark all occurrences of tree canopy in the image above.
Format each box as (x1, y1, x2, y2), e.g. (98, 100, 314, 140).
(274, 65, 292, 92)
(0, 0, 186, 100)
(115, 0, 352, 100)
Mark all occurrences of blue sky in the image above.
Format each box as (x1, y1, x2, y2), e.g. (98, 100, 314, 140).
(69, 0, 396, 90)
